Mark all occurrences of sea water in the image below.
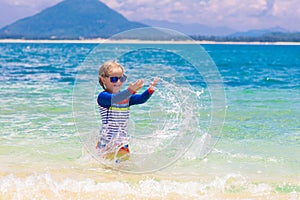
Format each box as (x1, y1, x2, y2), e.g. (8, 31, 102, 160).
(0, 42, 299, 199)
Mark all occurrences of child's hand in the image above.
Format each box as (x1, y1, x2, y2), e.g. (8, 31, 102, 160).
(149, 77, 159, 91)
(129, 79, 144, 93)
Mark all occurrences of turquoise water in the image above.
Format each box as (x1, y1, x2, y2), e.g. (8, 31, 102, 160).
(0, 42, 299, 199)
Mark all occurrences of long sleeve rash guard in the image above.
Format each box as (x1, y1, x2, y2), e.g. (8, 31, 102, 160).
(97, 88, 154, 147)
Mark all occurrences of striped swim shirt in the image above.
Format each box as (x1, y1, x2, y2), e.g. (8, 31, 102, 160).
(97, 88, 154, 148)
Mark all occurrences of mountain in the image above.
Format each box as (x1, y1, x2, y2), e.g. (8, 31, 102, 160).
(140, 19, 236, 36)
(229, 27, 289, 37)
(0, 0, 147, 39)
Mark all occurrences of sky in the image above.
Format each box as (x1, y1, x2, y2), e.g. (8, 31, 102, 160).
(0, 0, 299, 31)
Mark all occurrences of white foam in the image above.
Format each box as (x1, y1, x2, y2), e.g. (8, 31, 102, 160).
(1, 173, 299, 199)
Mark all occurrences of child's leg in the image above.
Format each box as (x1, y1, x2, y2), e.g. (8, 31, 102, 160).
(116, 144, 130, 161)
(99, 144, 130, 161)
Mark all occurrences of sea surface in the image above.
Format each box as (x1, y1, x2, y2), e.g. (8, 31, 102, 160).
(0, 42, 299, 199)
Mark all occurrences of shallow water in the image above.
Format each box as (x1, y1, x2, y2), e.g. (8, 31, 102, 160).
(0, 43, 299, 199)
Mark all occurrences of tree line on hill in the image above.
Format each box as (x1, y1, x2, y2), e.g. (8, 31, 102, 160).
(191, 32, 300, 42)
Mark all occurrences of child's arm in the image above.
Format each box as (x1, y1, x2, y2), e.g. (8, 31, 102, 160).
(98, 79, 145, 108)
(128, 79, 144, 93)
(148, 77, 159, 93)
(98, 89, 133, 108)
(129, 78, 159, 105)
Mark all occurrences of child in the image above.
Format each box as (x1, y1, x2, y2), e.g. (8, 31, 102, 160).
(97, 60, 158, 160)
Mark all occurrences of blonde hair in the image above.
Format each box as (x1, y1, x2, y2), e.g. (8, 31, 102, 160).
(98, 60, 125, 89)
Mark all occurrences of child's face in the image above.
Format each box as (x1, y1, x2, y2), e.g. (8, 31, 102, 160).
(101, 66, 124, 93)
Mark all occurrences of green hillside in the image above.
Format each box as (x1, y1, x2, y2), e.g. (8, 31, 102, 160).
(0, 0, 147, 39)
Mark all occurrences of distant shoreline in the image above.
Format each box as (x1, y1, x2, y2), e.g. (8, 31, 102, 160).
(0, 38, 300, 45)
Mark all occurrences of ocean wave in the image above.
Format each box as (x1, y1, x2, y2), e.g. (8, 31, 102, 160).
(1, 173, 299, 200)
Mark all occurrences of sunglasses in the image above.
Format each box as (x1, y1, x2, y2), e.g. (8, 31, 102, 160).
(107, 75, 127, 83)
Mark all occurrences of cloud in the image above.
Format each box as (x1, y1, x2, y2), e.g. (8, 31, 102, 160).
(2, 0, 60, 7)
(0, 0, 61, 27)
(102, 0, 300, 31)
(0, 0, 299, 31)
(0, 0, 62, 16)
